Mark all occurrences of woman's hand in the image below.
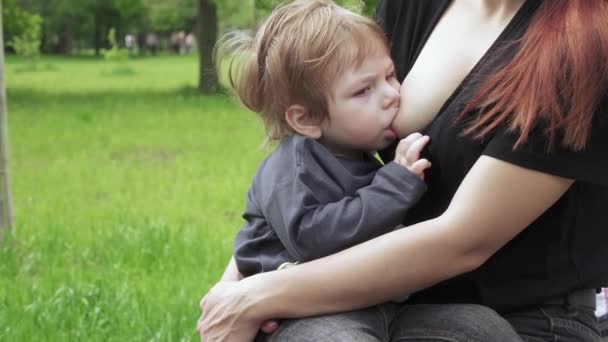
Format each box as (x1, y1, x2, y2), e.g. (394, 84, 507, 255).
(197, 280, 262, 342)
(215, 257, 280, 335)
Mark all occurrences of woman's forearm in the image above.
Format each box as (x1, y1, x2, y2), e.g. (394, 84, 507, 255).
(221, 256, 244, 281)
(243, 156, 572, 320)
(245, 216, 483, 319)
(199, 158, 571, 341)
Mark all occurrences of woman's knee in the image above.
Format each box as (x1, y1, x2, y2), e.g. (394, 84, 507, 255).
(390, 304, 522, 342)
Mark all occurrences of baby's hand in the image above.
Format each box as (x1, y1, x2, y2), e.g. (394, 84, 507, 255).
(394, 133, 431, 180)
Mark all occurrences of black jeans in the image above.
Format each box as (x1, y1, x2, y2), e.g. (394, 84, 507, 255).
(504, 303, 600, 342)
(257, 302, 600, 341)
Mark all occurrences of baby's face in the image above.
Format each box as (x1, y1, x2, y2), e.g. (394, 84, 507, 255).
(320, 52, 401, 156)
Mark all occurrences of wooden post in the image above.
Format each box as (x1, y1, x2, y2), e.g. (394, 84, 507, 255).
(0, 1, 15, 246)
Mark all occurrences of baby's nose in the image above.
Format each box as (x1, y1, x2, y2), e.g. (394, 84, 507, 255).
(383, 85, 400, 108)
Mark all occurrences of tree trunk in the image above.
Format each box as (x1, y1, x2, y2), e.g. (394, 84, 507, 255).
(58, 18, 74, 55)
(94, 12, 102, 56)
(0, 1, 15, 246)
(197, 0, 219, 94)
(40, 2, 49, 53)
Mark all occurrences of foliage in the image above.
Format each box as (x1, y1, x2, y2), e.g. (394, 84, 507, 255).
(2, 0, 31, 40)
(216, 0, 256, 30)
(143, 0, 197, 32)
(360, 0, 380, 17)
(13, 0, 146, 54)
(254, 0, 379, 18)
(3, 0, 379, 55)
(5, 9, 42, 61)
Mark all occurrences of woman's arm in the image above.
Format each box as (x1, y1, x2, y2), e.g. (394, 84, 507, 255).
(220, 256, 243, 282)
(198, 156, 573, 340)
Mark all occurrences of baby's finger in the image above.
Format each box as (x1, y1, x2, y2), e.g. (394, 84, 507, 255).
(405, 135, 430, 165)
(260, 320, 280, 334)
(396, 132, 423, 154)
(410, 159, 431, 179)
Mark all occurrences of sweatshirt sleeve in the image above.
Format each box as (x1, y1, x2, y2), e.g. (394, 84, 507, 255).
(233, 186, 295, 277)
(266, 157, 427, 263)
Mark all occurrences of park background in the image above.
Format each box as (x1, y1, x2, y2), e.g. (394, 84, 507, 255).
(0, 0, 377, 340)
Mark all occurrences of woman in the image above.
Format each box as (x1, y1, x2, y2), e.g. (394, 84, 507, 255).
(198, 0, 608, 341)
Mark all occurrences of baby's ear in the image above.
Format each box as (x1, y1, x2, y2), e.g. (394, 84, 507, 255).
(285, 105, 322, 139)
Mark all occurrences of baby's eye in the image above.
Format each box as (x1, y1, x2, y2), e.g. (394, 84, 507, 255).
(386, 71, 396, 80)
(354, 87, 370, 96)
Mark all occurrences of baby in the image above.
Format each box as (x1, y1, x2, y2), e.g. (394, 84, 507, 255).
(219, 0, 430, 337)
(221, 0, 431, 277)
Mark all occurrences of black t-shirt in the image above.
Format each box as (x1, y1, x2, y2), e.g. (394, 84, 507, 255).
(376, 0, 608, 313)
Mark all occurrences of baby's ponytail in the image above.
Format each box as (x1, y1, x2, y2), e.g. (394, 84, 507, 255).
(216, 31, 264, 115)
(216, 21, 295, 143)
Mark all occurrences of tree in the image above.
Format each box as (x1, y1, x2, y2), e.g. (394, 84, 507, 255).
(7, 10, 42, 62)
(254, 0, 379, 19)
(2, 0, 41, 54)
(19, 0, 147, 55)
(143, 0, 196, 33)
(87, 0, 146, 56)
(197, 0, 218, 93)
(0, 1, 15, 246)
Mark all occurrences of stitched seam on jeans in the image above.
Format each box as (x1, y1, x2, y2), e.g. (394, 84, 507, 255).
(539, 306, 601, 340)
(538, 307, 558, 342)
(378, 305, 391, 338)
(392, 334, 470, 342)
(314, 329, 379, 341)
(552, 317, 598, 332)
(518, 334, 547, 342)
(392, 329, 473, 342)
(551, 317, 601, 339)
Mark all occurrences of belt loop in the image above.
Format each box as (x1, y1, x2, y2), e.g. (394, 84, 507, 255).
(545, 288, 596, 309)
(568, 288, 596, 310)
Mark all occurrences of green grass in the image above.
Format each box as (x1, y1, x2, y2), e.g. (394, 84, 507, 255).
(0, 55, 267, 340)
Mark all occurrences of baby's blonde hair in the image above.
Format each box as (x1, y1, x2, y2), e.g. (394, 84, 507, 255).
(218, 0, 389, 142)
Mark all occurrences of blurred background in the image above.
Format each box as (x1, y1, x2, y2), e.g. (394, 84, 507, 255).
(0, 0, 377, 340)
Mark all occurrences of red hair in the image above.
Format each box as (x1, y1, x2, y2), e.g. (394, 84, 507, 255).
(461, 0, 608, 151)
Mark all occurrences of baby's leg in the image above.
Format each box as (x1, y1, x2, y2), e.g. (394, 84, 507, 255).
(256, 303, 400, 342)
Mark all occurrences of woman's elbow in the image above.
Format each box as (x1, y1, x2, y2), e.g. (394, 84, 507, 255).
(459, 245, 493, 273)
(435, 216, 501, 274)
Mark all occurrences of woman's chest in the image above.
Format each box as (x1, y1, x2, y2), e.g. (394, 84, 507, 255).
(398, 2, 522, 135)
